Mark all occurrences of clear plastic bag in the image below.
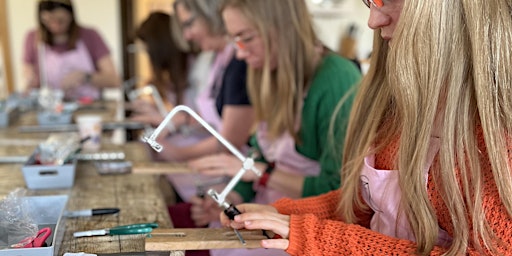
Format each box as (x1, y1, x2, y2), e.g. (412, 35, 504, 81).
(36, 133, 81, 165)
(38, 87, 64, 112)
(0, 188, 38, 249)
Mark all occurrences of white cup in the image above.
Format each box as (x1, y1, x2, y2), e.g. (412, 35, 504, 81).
(76, 115, 102, 151)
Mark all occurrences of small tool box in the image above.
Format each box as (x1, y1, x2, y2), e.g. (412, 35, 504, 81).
(0, 195, 68, 256)
(37, 102, 77, 126)
(22, 133, 80, 190)
(22, 154, 77, 190)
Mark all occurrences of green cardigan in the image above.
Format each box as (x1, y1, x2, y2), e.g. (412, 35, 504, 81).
(236, 53, 361, 202)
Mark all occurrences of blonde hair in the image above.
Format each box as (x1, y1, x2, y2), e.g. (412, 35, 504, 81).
(340, 0, 512, 255)
(220, 0, 320, 140)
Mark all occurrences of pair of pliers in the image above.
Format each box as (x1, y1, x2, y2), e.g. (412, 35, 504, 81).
(73, 223, 158, 237)
(10, 227, 52, 248)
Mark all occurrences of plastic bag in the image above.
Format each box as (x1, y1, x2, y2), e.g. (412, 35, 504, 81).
(36, 133, 81, 165)
(0, 188, 38, 249)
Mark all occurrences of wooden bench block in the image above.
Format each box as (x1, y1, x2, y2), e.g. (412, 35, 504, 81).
(146, 228, 267, 251)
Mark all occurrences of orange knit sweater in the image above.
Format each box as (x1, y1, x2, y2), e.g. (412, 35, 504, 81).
(273, 132, 512, 255)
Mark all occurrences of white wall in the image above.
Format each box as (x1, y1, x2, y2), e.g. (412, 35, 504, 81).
(6, 0, 122, 92)
(308, 0, 373, 60)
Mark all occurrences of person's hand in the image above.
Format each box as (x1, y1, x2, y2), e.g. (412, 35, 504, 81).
(220, 203, 290, 250)
(60, 71, 88, 90)
(188, 153, 262, 182)
(189, 195, 222, 227)
(127, 99, 164, 126)
(152, 137, 182, 161)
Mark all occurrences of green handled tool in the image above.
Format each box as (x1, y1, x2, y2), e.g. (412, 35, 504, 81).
(73, 223, 158, 237)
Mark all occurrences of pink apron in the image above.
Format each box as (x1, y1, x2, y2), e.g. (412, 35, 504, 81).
(361, 137, 452, 247)
(194, 44, 235, 131)
(44, 41, 99, 100)
(167, 44, 236, 202)
(253, 122, 320, 204)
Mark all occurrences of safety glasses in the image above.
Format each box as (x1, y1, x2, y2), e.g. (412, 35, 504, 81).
(362, 0, 383, 8)
(228, 32, 257, 51)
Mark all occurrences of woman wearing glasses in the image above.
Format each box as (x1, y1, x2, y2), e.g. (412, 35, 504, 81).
(219, 0, 512, 255)
(155, 0, 254, 162)
(188, 0, 361, 255)
(164, 2, 254, 254)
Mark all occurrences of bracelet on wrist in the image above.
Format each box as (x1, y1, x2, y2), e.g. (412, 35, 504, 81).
(265, 162, 275, 174)
(84, 73, 92, 83)
(258, 162, 275, 187)
(258, 172, 270, 187)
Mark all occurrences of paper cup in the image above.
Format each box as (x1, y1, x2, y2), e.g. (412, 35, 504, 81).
(76, 115, 102, 151)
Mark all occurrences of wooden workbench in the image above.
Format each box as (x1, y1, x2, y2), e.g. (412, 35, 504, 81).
(0, 101, 119, 142)
(0, 142, 185, 255)
(0, 101, 186, 255)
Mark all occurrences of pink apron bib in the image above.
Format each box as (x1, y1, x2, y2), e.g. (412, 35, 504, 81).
(44, 41, 99, 100)
(253, 122, 321, 204)
(194, 44, 235, 131)
(167, 44, 236, 202)
(361, 137, 452, 247)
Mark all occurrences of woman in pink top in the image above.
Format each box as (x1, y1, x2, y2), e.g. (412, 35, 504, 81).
(23, 0, 119, 101)
(219, 0, 512, 255)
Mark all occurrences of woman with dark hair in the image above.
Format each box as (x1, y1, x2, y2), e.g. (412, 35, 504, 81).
(129, 12, 200, 128)
(135, 12, 189, 107)
(23, 0, 119, 101)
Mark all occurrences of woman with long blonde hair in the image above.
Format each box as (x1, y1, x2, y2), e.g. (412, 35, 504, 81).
(188, 0, 360, 255)
(220, 0, 512, 255)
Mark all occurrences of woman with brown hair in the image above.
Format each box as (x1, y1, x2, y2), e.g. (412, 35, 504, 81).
(23, 0, 119, 101)
(136, 12, 189, 106)
(129, 12, 198, 128)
